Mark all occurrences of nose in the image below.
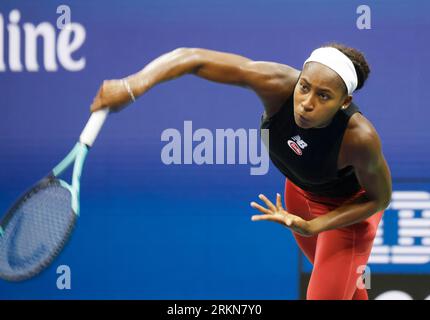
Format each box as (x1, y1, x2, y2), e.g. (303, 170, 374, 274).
(301, 94, 315, 112)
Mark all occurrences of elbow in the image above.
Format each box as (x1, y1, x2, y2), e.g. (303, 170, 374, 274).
(170, 47, 203, 71)
(378, 194, 392, 211)
(380, 199, 391, 211)
(171, 47, 201, 59)
(171, 47, 191, 55)
(382, 185, 393, 210)
(367, 193, 391, 212)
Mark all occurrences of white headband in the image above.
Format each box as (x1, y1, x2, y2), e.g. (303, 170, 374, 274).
(303, 47, 358, 95)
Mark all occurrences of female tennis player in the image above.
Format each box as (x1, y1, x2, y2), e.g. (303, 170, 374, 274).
(90, 43, 392, 300)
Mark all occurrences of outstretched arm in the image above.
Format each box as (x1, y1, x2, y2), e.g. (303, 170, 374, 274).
(90, 47, 300, 116)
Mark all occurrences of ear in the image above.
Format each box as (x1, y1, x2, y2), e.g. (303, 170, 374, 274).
(341, 95, 353, 110)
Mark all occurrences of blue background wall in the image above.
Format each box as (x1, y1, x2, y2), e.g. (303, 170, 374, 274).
(0, 0, 429, 299)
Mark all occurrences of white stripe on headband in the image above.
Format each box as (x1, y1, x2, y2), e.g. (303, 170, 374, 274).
(303, 47, 358, 95)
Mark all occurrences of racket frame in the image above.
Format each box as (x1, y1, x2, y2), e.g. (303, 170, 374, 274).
(0, 108, 108, 235)
(52, 142, 89, 216)
(0, 108, 109, 280)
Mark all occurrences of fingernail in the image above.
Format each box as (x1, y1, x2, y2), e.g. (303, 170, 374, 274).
(250, 202, 255, 207)
(277, 193, 280, 197)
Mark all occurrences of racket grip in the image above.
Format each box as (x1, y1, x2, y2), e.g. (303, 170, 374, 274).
(79, 108, 109, 147)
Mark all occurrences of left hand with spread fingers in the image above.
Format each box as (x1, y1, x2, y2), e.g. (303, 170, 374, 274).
(250, 193, 317, 237)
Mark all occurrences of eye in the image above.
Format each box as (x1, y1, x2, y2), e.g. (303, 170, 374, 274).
(299, 83, 308, 92)
(319, 93, 330, 100)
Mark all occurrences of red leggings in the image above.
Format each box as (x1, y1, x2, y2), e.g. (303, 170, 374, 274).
(284, 179, 384, 300)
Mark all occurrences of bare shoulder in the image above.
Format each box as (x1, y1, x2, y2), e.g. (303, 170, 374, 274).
(346, 113, 381, 147)
(191, 47, 301, 117)
(244, 62, 301, 118)
(342, 112, 383, 167)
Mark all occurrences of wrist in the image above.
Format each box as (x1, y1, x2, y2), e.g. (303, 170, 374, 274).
(128, 73, 150, 97)
(308, 217, 326, 235)
(121, 79, 136, 103)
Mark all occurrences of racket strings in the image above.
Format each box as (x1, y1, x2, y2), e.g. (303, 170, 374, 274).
(0, 180, 76, 281)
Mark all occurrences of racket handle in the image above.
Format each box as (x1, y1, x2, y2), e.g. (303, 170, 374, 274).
(79, 108, 109, 147)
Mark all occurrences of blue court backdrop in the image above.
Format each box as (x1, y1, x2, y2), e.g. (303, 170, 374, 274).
(0, 0, 429, 299)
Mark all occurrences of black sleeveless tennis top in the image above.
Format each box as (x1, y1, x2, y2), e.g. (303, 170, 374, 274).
(260, 94, 363, 197)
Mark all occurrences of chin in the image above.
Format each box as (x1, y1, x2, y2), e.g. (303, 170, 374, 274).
(294, 115, 313, 129)
(298, 123, 312, 129)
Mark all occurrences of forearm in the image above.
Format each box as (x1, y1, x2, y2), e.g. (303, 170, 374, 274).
(309, 193, 387, 234)
(126, 47, 202, 97)
(125, 47, 256, 99)
(89, 47, 260, 112)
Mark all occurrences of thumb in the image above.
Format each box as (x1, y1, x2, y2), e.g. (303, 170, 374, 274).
(90, 103, 98, 113)
(90, 97, 104, 113)
(90, 85, 105, 112)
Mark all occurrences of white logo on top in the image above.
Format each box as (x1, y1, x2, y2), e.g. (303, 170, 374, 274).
(287, 135, 308, 156)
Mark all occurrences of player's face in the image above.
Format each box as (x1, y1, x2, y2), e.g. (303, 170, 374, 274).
(293, 62, 351, 129)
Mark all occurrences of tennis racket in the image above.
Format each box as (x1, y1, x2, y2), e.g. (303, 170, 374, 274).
(0, 109, 109, 281)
